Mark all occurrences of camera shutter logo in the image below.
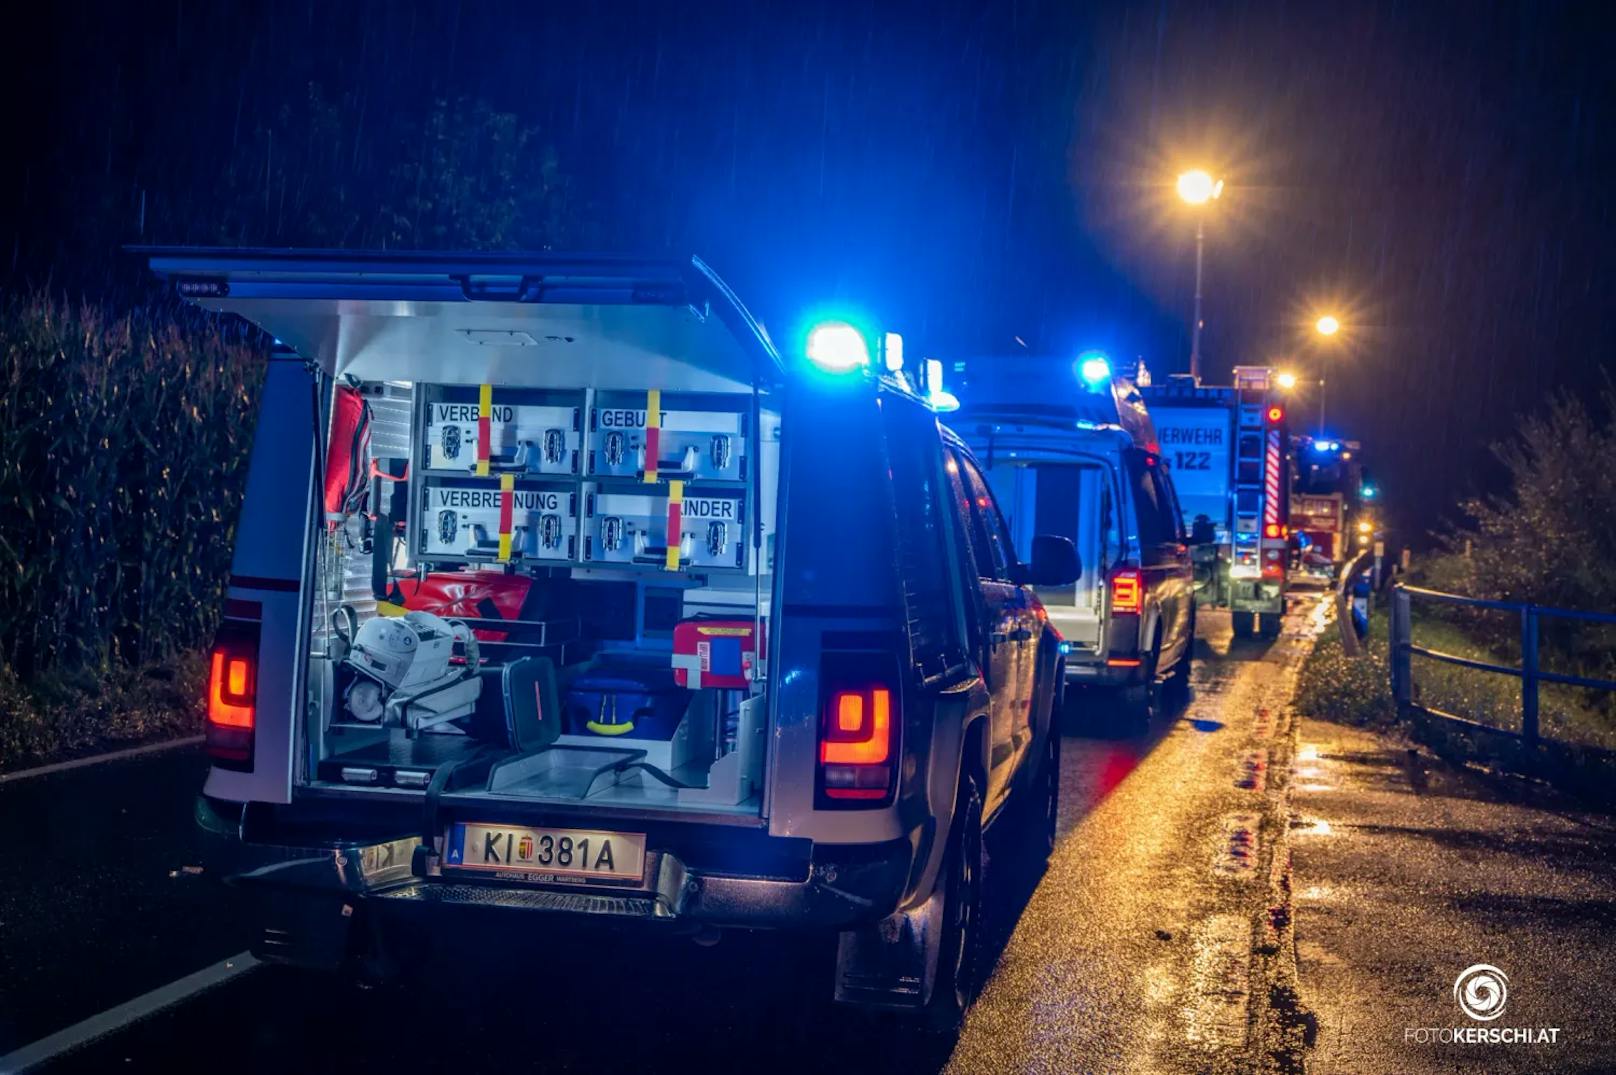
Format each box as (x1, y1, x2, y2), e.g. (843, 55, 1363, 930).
(1453, 964, 1509, 1021)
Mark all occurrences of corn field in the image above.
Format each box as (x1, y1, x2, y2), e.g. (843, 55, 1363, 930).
(0, 292, 264, 684)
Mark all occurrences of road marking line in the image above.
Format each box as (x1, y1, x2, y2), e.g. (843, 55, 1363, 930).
(0, 736, 204, 785)
(0, 950, 259, 1073)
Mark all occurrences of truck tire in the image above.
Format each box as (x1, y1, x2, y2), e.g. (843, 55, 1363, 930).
(924, 772, 986, 1035)
(1117, 634, 1161, 733)
(1166, 607, 1195, 702)
(1258, 612, 1283, 639)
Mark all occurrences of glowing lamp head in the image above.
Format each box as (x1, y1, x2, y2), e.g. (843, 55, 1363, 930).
(1076, 351, 1112, 390)
(805, 321, 871, 373)
(1315, 315, 1341, 337)
(1357, 520, 1373, 535)
(1275, 371, 1298, 390)
(1362, 484, 1378, 500)
(1176, 169, 1223, 206)
(883, 331, 904, 372)
(923, 357, 961, 412)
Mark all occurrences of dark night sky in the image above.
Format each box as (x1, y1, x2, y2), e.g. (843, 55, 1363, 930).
(4, 0, 1615, 540)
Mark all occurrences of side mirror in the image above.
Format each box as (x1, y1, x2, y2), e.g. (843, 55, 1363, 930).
(1021, 534, 1082, 587)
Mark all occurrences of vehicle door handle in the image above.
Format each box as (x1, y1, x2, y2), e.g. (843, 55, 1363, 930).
(1008, 628, 1033, 642)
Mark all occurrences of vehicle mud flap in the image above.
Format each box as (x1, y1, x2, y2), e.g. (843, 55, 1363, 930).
(832, 883, 946, 1009)
(414, 748, 500, 874)
(248, 885, 358, 972)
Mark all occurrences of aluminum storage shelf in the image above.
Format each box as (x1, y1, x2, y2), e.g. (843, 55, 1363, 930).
(419, 385, 585, 476)
(583, 484, 748, 572)
(588, 390, 750, 482)
(416, 476, 582, 564)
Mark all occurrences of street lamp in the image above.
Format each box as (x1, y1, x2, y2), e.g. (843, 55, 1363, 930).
(1275, 370, 1298, 391)
(1177, 169, 1224, 382)
(1313, 314, 1342, 435)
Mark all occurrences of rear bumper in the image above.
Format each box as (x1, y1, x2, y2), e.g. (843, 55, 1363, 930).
(1062, 658, 1143, 688)
(198, 795, 913, 967)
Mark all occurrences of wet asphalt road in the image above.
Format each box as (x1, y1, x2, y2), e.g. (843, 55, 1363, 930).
(1292, 716, 1616, 1073)
(0, 746, 251, 1054)
(15, 602, 1317, 1075)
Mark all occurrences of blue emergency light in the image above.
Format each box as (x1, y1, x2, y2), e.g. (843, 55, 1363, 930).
(1362, 484, 1378, 500)
(805, 321, 871, 373)
(1076, 350, 1112, 391)
(923, 358, 960, 412)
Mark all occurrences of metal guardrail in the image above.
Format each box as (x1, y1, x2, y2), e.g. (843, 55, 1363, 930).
(1389, 583, 1616, 747)
(1334, 550, 1374, 657)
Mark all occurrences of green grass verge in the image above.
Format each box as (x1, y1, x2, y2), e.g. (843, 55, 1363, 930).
(1296, 597, 1616, 800)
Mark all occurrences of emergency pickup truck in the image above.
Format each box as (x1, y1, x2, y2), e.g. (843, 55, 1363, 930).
(1140, 367, 1290, 638)
(145, 248, 1077, 1034)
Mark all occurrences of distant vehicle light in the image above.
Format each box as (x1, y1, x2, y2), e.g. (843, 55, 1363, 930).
(805, 321, 871, 373)
(1361, 485, 1378, 499)
(1357, 520, 1373, 534)
(1266, 405, 1285, 424)
(1076, 351, 1112, 389)
(1264, 523, 1283, 538)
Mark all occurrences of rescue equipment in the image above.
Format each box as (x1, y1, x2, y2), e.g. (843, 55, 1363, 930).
(323, 385, 372, 521)
(341, 611, 482, 734)
(588, 392, 749, 482)
(421, 385, 583, 476)
(417, 477, 579, 564)
(565, 659, 691, 740)
(671, 618, 761, 689)
(583, 485, 746, 571)
(394, 571, 536, 643)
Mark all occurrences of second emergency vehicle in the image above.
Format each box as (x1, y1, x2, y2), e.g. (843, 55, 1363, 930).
(1141, 366, 1290, 638)
(952, 354, 1195, 725)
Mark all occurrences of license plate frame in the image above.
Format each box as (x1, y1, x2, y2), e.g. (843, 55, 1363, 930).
(444, 822, 648, 887)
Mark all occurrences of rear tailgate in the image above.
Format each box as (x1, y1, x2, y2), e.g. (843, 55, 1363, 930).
(146, 248, 784, 811)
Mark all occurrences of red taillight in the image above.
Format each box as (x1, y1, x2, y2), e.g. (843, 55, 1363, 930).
(818, 662, 899, 805)
(1110, 568, 1143, 614)
(206, 622, 260, 768)
(1266, 405, 1285, 424)
(1264, 523, 1285, 539)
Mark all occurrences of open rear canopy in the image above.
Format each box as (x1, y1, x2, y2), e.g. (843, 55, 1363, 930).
(140, 248, 782, 392)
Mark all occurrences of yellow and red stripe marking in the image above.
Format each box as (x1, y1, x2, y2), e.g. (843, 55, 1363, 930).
(642, 388, 662, 483)
(476, 384, 494, 476)
(497, 473, 515, 561)
(664, 479, 683, 570)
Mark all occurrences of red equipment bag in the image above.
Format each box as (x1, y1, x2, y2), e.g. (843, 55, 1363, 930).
(670, 618, 762, 689)
(324, 385, 372, 521)
(395, 571, 535, 643)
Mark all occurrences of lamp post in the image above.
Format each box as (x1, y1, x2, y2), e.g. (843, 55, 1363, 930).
(1177, 170, 1223, 381)
(1313, 314, 1340, 435)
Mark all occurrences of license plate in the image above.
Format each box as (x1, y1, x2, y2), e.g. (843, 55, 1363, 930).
(446, 822, 647, 886)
